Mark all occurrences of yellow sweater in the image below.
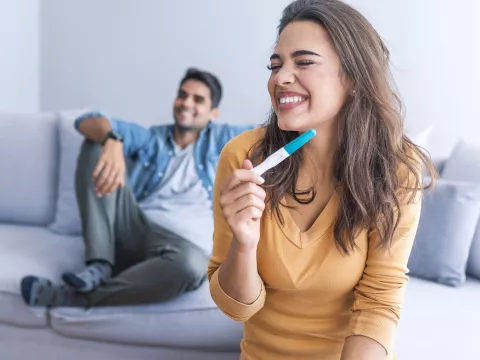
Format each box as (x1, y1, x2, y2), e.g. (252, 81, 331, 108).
(208, 128, 422, 360)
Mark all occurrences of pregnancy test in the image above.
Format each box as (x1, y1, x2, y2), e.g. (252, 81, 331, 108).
(251, 129, 317, 176)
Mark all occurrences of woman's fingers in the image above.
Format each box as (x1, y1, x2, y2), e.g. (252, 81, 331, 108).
(222, 192, 266, 219)
(236, 206, 263, 223)
(221, 169, 264, 194)
(220, 182, 266, 208)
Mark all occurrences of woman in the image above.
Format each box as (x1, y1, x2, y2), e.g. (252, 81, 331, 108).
(208, 0, 436, 359)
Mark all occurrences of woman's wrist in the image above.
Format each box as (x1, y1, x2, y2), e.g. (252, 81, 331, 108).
(231, 237, 259, 255)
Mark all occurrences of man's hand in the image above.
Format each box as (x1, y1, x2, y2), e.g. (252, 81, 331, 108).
(92, 139, 126, 197)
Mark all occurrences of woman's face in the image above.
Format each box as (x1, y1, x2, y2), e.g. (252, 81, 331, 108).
(268, 21, 351, 132)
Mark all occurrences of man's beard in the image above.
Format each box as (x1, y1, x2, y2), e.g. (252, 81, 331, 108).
(173, 107, 203, 133)
(174, 122, 201, 133)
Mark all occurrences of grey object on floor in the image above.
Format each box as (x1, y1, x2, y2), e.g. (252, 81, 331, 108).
(408, 178, 480, 286)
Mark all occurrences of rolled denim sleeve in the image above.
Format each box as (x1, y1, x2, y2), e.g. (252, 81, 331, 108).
(74, 111, 115, 131)
(74, 111, 153, 156)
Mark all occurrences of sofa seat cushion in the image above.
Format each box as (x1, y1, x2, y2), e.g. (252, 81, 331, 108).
(396, 276, 480, 359)
(50, 280, 243, 351)
(0, 224, 84, 326)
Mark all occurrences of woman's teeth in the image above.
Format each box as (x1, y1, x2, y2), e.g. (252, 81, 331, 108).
(279, 96, 307, 104)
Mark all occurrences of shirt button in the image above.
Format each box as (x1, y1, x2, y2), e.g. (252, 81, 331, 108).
(207, 186, 212, 191)
(144, 162, 150, 167)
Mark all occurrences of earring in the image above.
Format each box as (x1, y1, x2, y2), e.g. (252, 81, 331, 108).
(352, 89, 356, 95)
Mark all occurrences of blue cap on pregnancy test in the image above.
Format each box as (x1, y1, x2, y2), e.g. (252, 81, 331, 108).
(284, 129, 316, 155)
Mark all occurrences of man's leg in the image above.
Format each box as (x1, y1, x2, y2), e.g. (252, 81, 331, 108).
(84, 225, 209, 306)
(21, 228, 209, 308)
(63, 140, 149, 292)
(21, 141, 151, 307)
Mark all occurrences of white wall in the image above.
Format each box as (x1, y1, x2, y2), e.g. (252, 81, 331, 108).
(40, 0, 291, 126)
(348, 0, 480, 157)
(40, 0, 480, 157)
(0, 0, 39, 112)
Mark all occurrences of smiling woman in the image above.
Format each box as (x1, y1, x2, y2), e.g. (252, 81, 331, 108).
(208, 0, 437, 360)
(267, 24, 349, 133)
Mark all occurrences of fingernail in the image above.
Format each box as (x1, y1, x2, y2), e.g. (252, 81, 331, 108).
(258, 176, 265, 184)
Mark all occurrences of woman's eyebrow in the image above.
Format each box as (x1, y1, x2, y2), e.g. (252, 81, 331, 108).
(269, 50, 321, 61)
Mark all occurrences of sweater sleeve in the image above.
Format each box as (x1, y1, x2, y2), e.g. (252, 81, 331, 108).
(208, 131, 266, 322)
(346, 172, 423, 355)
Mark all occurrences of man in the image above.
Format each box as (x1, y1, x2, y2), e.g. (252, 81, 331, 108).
(21, 68, 255, 307)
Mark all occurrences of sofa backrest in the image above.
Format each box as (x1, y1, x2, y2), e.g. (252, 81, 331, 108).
(0, 112, 59, 225)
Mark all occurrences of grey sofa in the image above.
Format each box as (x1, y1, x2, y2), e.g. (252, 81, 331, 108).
(0, 111, 478, 360)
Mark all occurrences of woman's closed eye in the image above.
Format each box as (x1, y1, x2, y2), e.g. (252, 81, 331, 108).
(267, 60, 316, 72)
(267, 63, 282, 71)
(296, 60, 315, 67)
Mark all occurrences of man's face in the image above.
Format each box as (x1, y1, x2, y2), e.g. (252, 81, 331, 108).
(173, 79, 219, 131)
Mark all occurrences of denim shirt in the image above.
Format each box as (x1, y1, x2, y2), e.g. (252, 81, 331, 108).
(74, 111, 257, 202)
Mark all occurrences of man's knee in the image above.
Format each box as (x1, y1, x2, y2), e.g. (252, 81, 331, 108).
(179, 245, 209, 288)
(75, 140, 104, 182)
(78, 140, 102, 164)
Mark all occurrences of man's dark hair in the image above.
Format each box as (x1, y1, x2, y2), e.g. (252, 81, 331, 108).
(180, 68, 223, 108)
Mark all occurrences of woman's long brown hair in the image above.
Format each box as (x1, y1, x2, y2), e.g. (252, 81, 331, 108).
(250, 0, 437, 254)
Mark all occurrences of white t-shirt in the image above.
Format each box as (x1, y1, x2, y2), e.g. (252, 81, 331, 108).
(138, 142, 214, 255)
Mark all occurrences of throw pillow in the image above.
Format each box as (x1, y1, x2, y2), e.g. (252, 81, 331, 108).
(409, 125, 433, 150)
(442, 140, 480, 279)
(49, 109, 88, 235)
(408, 178, 480, 286)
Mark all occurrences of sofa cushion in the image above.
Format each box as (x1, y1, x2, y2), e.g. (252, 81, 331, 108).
(50, 279, 242, 351)
(442, 140, 480, 279)
(49, 109, 88, 235)
(0, 224, 84, 326)
(409, 124, 433, 150)
(395, 276, 480, 359)
(0, 112, 59, 225)
(408, 179, 480, 286)
(0, 325, 240, 360)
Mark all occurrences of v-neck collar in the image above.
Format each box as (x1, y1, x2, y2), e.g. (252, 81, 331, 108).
(277, 187, 340, 249)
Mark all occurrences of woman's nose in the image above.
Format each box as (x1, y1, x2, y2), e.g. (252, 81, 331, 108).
(274, 66, 295, 86)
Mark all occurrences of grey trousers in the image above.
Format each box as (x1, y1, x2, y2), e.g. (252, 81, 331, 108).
(74, 141, 209, 307)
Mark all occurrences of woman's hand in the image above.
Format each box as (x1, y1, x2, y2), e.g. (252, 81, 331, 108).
(220, 159, 266, 251)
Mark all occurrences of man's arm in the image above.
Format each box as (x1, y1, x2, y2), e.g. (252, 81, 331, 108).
(74, 112, 151, 196)
(74, 111, 153, 156)
(77, 115, 112, 143)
